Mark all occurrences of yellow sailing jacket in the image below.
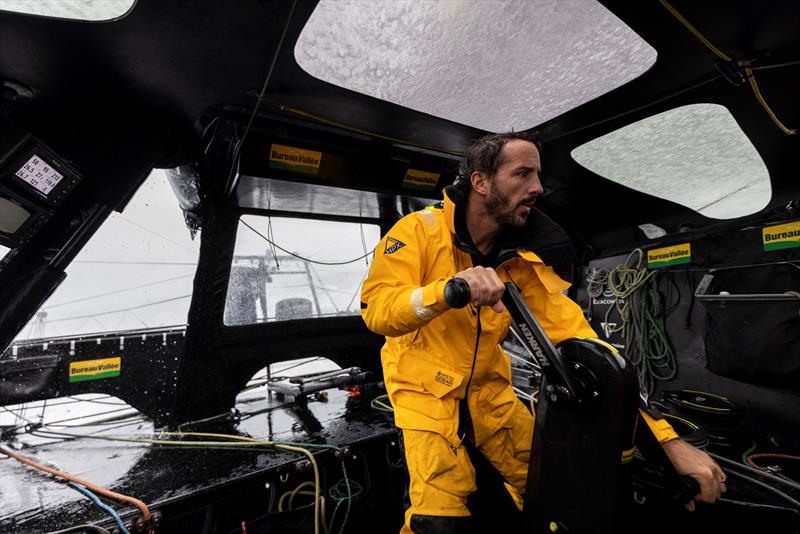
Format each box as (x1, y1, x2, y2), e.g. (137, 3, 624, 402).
(361, 189, 677, 449)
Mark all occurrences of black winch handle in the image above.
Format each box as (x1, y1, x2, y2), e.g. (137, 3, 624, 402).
(443, 278, 579, 399)
(674, 476, 702, 506)
(444, 277, 471, 308)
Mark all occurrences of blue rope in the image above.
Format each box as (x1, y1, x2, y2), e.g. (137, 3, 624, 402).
(67, 482, 131, 534)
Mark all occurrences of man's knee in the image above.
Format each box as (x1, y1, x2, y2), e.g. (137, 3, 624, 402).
(404, 430, 476, 506)
(402, 429, 477, 531)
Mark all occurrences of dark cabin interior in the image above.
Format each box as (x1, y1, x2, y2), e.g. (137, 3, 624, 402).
(0, 1, 798, 533)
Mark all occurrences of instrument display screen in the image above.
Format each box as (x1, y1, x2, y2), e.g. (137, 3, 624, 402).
(15, 154, 64, 196)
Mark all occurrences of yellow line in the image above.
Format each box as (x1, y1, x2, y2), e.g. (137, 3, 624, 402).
(659, 0, 795, 135)
(663, 413, 701, 430)
(658, 0, 731, 61)
(681, 401, 731, 413)
(682, 389, 728, 400)
(745, 68, 797, 135)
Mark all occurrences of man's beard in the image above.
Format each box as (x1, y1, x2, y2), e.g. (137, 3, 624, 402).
(486, 186, 535, 228)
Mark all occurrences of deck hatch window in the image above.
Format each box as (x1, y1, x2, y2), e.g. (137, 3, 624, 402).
(224, 216, 380, 326)
(571, 104, 771, 219)
(0, 0, 135, 21)
(294, 0, 656, 131)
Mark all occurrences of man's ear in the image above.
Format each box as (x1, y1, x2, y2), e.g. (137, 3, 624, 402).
(470, 171, 490, 196)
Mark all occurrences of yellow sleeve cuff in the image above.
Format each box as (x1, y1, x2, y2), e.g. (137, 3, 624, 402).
(422, 278, 449, 310)
(640, 409, 680, 444)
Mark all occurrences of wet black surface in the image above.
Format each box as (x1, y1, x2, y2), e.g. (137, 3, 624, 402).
(0, 387, 398, 533)
(3, 363, 799, 534)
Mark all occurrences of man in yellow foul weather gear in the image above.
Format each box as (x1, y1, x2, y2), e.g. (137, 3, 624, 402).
(361, 132, 726, 533)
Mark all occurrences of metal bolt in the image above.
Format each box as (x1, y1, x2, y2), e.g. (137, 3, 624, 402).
(294, 460, 312, 472)
(550, 394, 558, 402)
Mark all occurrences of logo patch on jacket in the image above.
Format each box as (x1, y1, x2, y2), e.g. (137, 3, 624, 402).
(384, 237, 406, 254)
(435, 371, 454, 387)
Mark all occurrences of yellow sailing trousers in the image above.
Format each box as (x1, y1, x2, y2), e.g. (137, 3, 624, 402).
(400, 398, 533, 533)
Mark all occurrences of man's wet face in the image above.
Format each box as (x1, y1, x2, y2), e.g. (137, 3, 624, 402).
(485, 140, 543, 227)
(485, 184, 532, 227)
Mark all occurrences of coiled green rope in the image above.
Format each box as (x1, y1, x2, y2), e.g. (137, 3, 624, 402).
(636, 279, 678, 389)
(604, 249, 677, 393)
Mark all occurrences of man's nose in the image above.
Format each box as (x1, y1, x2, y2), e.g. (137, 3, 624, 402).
(529, 177, 544, 196)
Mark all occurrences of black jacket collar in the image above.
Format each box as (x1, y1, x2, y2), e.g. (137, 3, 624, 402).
(443, 185, 577, 268)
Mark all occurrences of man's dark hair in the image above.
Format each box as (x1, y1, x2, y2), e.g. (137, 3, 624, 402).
(452, 132, 542, 196)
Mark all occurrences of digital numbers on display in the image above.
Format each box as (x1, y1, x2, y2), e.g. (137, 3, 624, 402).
(15, 154, 64, 195)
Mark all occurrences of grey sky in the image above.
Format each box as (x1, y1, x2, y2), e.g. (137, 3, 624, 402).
(14, 171, 380, 340)
(228, 215, 379, 322)
(15, 171, 200, 339)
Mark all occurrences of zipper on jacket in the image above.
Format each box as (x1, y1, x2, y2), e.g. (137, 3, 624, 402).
(457, 306, 482, 442)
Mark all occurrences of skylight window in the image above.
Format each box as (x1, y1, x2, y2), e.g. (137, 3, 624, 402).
(295, 0, 656, 131)
(0, 0, 134, 21)
(571, 104, 771, 219)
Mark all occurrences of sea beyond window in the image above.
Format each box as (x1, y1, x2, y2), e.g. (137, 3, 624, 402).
(295, 0, 656, 132)
(571, 104, 772, 220)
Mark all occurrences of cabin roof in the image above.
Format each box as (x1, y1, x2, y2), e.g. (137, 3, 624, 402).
(0, 0, 798, 235)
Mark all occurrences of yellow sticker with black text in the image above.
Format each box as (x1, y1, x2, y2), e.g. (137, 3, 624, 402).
(268, 144, 322, 175)
(402, 169, 440, 190)
(647, 243, 691, 269)
(763, 221, 800, 251)
(69, 357, 121, 383)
